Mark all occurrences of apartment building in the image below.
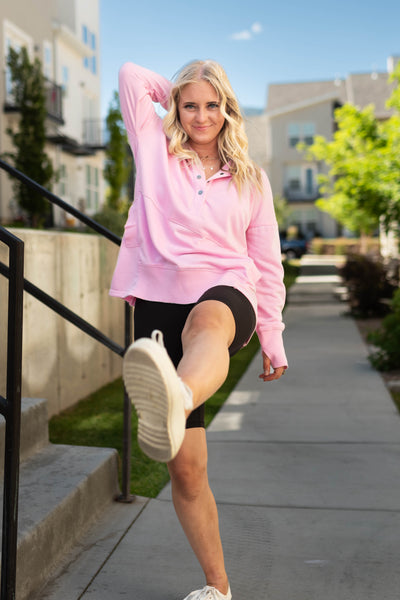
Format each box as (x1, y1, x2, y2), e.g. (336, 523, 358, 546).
(0, 0, 105, 225)
(246, 56, 399, 238)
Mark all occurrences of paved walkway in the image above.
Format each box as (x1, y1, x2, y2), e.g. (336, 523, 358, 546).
(41, 257, 400, 600)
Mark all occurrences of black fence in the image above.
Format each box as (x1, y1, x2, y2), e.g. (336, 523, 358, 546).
(0, 159, 133, 598)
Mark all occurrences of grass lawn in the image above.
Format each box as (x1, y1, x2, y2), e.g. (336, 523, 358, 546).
(391, 391, 400, 414)
(49, 261, 299, 498)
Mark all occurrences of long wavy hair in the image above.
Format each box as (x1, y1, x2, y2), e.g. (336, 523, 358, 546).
(163, 60, 263, 194)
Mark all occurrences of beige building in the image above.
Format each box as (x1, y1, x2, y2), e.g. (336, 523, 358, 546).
(246, 56, 399, 238)
(0, 0, 105, 225)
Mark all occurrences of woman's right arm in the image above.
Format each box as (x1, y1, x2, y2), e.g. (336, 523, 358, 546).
(118, 62, 172, 140)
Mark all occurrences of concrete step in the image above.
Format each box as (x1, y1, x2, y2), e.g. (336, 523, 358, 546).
(287, 280, 340, 305)
(0, 398, 48, 475)
(0, 442, 120, 600)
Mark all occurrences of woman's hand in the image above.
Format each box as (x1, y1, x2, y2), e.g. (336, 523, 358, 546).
(259, 351, 286, 382)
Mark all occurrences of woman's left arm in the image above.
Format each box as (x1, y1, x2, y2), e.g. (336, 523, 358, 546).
(246, 172, 288, 377)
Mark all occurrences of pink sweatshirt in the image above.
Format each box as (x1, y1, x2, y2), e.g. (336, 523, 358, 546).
(109, 62, 288, 368)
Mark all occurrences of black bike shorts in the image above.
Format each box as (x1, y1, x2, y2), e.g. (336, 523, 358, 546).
(133, 286, 256, 429)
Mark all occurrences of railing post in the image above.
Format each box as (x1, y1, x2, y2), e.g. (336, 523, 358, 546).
(0, 229, 24, 600)
(118, 302, 134, 502)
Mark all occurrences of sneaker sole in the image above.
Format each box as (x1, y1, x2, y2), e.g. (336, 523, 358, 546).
(123, 338, 185, 462)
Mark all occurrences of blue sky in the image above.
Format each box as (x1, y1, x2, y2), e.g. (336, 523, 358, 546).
(100, 0, 400, 117)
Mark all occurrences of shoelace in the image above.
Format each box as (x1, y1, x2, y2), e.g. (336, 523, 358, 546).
(195, 586, 223, 600)
(151, 329, 164, 346)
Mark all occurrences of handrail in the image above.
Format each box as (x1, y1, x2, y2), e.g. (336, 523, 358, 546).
(0, 226, 24, 600)
(0, 160, 134, 508)
(0, 159, 121, 245)
(0, 261, 125, 356)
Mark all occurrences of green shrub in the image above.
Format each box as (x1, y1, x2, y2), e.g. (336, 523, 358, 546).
(311, 237, 324, 255)
(310, 237, 380, 256)
(339, 254, 395, 317)
(368, 288, 400, 371)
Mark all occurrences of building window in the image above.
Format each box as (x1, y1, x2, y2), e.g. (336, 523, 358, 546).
(43, 42, 53, 79)
(285, 165, 316, 198)
(286, 166, 301, 190)
(61, 65, 69, 96)
(59, 164, 68, 197)
(82, 24, 97, 75)
(86, 165, 99, 211)
(303, 123, 315, 146)
(305, 168, 313, 195)
(82, 25, 88, 45)
(288, 122, 315, 147)
(288, 124, 301, 148)
(4, 22, 33, 101)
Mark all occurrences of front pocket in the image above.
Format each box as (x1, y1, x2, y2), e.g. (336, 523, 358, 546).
(123, 223, 140, 248)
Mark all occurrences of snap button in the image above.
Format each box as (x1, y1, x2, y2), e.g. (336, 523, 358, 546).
(196, 175, 201, 179)
(198, 190, 204, 195)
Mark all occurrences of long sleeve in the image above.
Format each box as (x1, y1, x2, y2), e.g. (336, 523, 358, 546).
(118, 62, 172, 149)
(246, 173, 288, 368)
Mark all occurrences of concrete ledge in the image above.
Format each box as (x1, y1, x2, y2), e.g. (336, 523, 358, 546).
(0, 398, 49, 475)
(1, 443, 120, 600)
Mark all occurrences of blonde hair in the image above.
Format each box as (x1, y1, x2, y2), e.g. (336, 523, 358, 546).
(163, 60, 263, 195)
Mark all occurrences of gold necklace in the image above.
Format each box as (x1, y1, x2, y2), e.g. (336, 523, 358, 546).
(199, 156, 220, 172)
(198, 155, 219, 161)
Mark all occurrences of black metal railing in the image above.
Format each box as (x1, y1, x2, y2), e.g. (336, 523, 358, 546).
(0, 227, 24, 600)
(0, 157, 134, 595)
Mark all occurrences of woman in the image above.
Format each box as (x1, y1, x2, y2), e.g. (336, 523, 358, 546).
(110, 59, 287, 600)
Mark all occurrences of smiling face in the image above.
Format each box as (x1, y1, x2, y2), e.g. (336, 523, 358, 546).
(178, 80, 225, 153)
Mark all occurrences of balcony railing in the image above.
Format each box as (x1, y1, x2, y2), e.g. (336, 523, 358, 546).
(284, 186, 320, 202)
(83, 119, 107, 149)
(3, 73, 63, 124)
(44, 78, 63, 123)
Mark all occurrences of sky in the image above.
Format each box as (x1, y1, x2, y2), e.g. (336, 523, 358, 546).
(99, 0, 400, 117)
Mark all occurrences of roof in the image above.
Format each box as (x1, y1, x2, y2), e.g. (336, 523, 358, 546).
(267, 79, 346, 112)
(347, 72, 395, 118)
(266, 70, 396, 118)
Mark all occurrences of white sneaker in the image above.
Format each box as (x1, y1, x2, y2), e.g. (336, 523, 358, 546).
(123, 330, 186, 462)
(183, 585, 232, 600)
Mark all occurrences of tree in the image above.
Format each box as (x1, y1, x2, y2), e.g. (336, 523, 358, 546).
(302, 104, 385, 236)
(301, 64, 400, 240)
(273, 195, 292, 231)
(380, 63, 400, 229)
(5, 47, 54, 227)
(104, 91, 133, 211)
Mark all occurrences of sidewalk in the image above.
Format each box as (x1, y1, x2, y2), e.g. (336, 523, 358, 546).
(40, 257, 400, 600)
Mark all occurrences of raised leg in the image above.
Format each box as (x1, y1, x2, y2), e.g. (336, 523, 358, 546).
(178, 300, 236, 414)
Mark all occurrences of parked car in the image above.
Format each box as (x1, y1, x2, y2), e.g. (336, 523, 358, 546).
(280, 236, 309, 259)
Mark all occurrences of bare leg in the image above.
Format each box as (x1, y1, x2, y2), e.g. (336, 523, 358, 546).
(177, 300, 236, 414)
(168, 428, 230, 595)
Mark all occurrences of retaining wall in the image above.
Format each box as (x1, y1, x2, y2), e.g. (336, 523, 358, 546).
(0, 228, 126, 417)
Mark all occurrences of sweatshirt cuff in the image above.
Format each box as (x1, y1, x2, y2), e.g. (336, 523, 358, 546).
(257, 328, 288, 369)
